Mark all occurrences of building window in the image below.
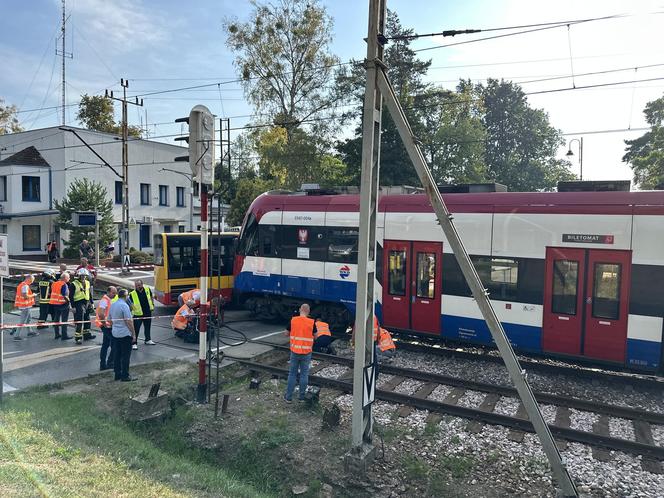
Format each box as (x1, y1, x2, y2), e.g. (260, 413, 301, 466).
(163, 225, 172, 233)
(140, 224, 151, 249)
(140, 183, 151, 205)
(159, 185, 169, 206)
(0, 224, 7, 234)
(22, 225, 41, 251)
(176, 187, 185, 207)
(115, 181, 123, 204)
(178, 225, 186, 233)
(22, 176, 40, 202)
(0, 176, 7, 201)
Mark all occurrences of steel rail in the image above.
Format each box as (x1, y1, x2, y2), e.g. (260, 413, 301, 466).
(238, 359, 664, 461)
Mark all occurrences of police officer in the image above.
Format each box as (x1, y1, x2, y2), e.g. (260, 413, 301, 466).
(37, 269, 56, 332)
(72, 268, 95, 344)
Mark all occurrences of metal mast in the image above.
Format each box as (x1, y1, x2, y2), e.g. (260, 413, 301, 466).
(56, 0, 72, 125)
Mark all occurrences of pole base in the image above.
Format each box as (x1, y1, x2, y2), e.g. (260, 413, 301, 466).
(344, 443, 376, 474)
(196, 383, 208, 404)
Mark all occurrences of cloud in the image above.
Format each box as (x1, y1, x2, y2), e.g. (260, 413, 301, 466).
(67, 0, 172, 49)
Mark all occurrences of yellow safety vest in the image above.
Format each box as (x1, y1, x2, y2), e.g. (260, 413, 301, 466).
(73, 279, 90, 302)
(129, 287, 154, 317)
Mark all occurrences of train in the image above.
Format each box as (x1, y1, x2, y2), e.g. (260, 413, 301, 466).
(232, 187, 664, 374)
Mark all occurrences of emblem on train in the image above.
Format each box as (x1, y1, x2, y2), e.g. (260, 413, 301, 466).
(339, 265, 351, 279)
(298, 228, 308, 244)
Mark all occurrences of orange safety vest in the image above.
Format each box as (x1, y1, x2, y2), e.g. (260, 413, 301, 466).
(290, 315, 315, 354)
(95, 295, 112, 328)
(314, 320, 331, 339)
(49, 281, 68, 305)
(373, 316, 380, 342)
(15, 281, 35, 308)
(172, 304, 192, 330)
(181, 288, 201, 304)
(378, 328, 396, 352)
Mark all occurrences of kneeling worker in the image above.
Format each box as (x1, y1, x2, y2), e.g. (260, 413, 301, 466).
(313, 318, 334, 354)
(377, 327, 396, 361)
(172, 299, 196, 340)
(178, 288, 200, 307)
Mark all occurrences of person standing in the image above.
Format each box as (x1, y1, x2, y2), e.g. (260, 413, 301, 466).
(49, 272, 72, 340)
(96, 286, 117, 371)
(284, 303, 315, 402)
(13, 275, 37, 340)
(128, 280, 155, 349)
(79, 239, 93, 258)
(110, 288, 137, 382)
(46, 240, 58, 263)
(72, 269, 95, 344)
(37, 269, 56, 331)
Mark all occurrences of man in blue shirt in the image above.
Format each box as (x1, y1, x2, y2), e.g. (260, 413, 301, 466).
(109, 288, 137, 382)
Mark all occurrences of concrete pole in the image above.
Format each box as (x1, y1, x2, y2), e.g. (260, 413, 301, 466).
(94, 211, 100, 267)
(197, 184, 209, 402)
(121, 79, 129, 275)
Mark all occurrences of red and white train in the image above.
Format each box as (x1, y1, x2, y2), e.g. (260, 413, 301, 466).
(233, 188, 664, 373)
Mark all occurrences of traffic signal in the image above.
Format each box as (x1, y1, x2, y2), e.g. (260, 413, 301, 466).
(174, 105, 215, 185)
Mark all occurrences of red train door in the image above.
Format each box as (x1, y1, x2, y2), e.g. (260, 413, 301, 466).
(411, 241, 442, 334)
(381, 240, 442, 335)
(542, 247, 631, 363)
(542, 247, 586, 355)
(583, 250, 631, 362)
(381, 240, 410, 329)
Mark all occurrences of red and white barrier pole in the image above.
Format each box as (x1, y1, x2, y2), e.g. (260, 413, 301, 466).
(197, 184, 209, 402)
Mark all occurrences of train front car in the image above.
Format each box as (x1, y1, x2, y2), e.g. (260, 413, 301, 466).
(233, 188, 664, 373)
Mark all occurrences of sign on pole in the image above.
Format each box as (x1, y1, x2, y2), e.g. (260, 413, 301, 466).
(0, 235, 8, 278)
(362, 363, 376, 409)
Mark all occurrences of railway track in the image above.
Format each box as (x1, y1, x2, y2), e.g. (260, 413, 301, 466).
(241, 342, 664, 472)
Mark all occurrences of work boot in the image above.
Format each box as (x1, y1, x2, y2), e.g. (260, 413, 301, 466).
(100, 362, 106, 371)
(75, 338, 82, 345)
(83, 333, 96, 341)
(61, 334, 72, 341)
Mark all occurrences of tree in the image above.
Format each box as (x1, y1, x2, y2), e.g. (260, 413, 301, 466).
(478, 79, 574, 191)
(0, 98, 22, 134)
(54, 179, 116, 256)
(623, 95, 664, 189)
(227, 177, 275, 226)
(224, 0, 340, 138)
(76, 94, 142, 137)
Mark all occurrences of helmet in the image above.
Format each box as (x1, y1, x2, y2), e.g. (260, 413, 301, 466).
(77, 268, 91, 278)
(43, 269, 56, 278)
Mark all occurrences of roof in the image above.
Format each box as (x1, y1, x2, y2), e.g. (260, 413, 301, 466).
(0, 146, 51, 168)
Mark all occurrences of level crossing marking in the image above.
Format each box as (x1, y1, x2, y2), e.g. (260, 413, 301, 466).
(4, 345, 98, 372)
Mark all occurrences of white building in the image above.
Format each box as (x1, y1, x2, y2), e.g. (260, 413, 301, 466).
(0, 126, 196, 257)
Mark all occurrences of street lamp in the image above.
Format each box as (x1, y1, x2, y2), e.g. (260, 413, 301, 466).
(566, 137, 584, 181)
(160, 168, 194, 232)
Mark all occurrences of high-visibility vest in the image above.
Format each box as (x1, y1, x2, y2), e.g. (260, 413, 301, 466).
(181, 288, 201, 304)
(129, 287, 154, 316)
(378, 328, 396, 352)
(95, 295, 113, 328)
(290, 315, 315, 354)
(38, 279, 52, 304)
(73, 279, 90, 302)
(373, 316, 379, 342)
(15, 281, 35, 308)
(49, 281, 68, 305)
(172, 304, 192, 330)
(314, 321, 331, 339)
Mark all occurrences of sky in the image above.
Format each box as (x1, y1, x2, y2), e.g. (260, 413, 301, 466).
(2, 0, 664, 186)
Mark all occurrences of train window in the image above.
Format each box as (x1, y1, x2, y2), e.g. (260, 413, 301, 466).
(153, 235, 163, 265)
(238, 213, 259, 256)
(592, 263, 621, 320)
(327, 227, 358, 263)
(376, 243, 383, 285)
(416, 252, 436, 299)
(551, 260, 579, 315)
(388, 249, 407, 296)
(259, 225, 278, 257)
(474, 257, 519, 300)
(280, 225, 326, 261)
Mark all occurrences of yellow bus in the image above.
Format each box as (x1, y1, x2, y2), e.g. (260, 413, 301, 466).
(153, 232, 237, 306)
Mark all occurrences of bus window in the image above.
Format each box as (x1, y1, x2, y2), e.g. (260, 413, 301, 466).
(153, 234, 163, 265)
(167, 235, 198, 279)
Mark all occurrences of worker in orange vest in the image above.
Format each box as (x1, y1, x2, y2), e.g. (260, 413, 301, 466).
(377, 327, 396, 361)
(284, 303, 315, 402)
(12, 275, 36, 340)
(172, 299, 196, 340)
(178, 288, 201, 307)
(313, 318, 335, 354)
(49, 272, 72, 340)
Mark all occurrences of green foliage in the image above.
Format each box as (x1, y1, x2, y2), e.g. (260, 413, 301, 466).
(76, 94, 142, 137)
(401, 454, 429, 481)
(623, 94, 664, 189)
(112, 248, 153, 264)
(224, 0, 339, 135)
(227, 177, 275, 226)
(54, 178, 116, 256)
(0, 98, 22, 134)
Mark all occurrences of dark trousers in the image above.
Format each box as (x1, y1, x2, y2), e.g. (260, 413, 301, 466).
(112, 335, 132, 380)
(313, 335, 334, 353)
(53, 305, 70, 338)
(73, 301, 91, 339)
(100, 327, 113, 367)
(133, 313, 152, 343)
(37, 303, 54, 329)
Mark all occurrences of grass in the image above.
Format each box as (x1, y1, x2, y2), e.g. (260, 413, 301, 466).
(0, 389, 272, 498)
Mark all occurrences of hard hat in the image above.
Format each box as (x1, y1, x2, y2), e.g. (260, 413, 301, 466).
(77, 268, 91, 278)
(43, 269, 56, 278)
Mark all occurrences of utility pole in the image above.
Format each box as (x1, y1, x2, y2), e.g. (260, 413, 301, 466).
(56, 0, 72, 125)
(106, 79, 143, 274)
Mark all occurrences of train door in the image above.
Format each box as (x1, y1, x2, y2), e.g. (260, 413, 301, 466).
(542, 247, 631, 363)
(381, 240, 442, 334)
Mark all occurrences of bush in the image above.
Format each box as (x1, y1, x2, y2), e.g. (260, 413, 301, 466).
(62, 247, 79, 259)
(129, 250, 153, 264)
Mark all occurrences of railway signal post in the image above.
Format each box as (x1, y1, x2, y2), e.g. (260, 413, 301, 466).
(351, 1, 577, 496)
(175, 105, 215, 403)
